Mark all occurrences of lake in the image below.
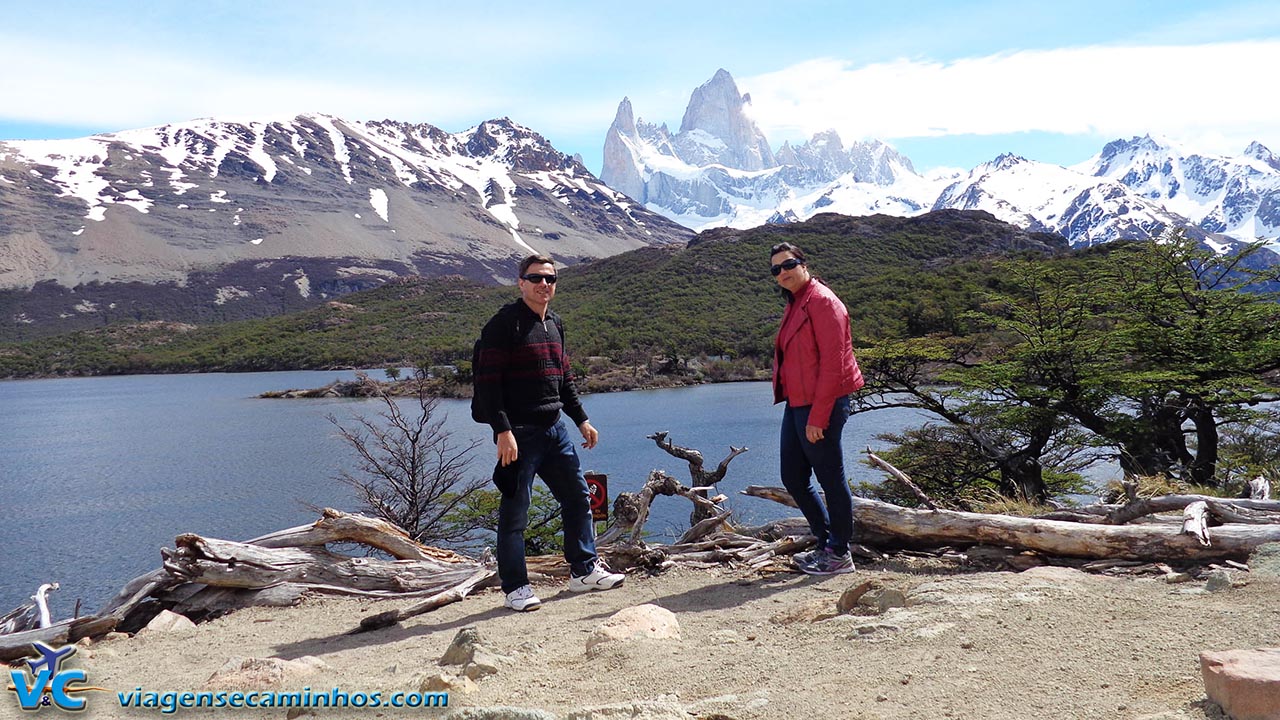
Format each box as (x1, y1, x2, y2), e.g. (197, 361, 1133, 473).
(0, 371, 933, 619)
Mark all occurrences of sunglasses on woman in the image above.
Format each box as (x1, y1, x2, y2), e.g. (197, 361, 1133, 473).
(770, 258, 803, 276)
(521, 273, 558, 285)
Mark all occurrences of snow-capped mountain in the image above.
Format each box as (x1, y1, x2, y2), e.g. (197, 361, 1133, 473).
(931, 153, 1194, 245)
(1076, 135, 1280, 242)
(0, 114, 691, 334)
(601, 69, 930, 229)
(603, 70, 1280, 250)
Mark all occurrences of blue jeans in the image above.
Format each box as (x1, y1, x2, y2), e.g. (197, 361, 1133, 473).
(493, 420, 598, 593)
(779, 396, 853, 554)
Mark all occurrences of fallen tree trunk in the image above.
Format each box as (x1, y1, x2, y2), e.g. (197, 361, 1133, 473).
(1096, 495, 1280, 526)
(0, 614, 121, 663)
(743, 486, 1280, 562)
(161, 534, 483, 596)
(248, 507, 469, 564)
(354, 564, 497, 633)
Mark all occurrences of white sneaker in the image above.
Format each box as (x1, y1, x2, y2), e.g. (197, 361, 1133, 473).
(568, 561, 624, 592)
(504, 585, 542, 612)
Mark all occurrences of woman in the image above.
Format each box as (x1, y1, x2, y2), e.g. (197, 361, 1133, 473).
(770, 242, 864, 575)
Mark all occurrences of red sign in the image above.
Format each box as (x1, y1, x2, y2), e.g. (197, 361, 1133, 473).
(585, 472, 608, 521)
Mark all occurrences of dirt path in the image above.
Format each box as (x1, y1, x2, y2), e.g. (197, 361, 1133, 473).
(38, 561, 1280, 719)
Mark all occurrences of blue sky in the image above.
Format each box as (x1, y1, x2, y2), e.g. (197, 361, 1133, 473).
(2, 0, 1278, 174)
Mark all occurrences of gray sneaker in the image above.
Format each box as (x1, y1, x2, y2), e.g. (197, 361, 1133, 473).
(797, 548, 855, 576)
(793, 547, 821, 568)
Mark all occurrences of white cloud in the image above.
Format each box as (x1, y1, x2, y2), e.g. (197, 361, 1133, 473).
(740, 41, 1280, 155)
(0, 33, 491, 130)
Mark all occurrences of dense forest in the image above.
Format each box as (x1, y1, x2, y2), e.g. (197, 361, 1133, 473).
(0, 210, 1064, 377)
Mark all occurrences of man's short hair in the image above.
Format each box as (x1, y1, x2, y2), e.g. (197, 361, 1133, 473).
(519, 254, 556, 277)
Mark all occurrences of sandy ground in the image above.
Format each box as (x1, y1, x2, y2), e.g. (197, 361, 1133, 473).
(17, 557, 1280, 720)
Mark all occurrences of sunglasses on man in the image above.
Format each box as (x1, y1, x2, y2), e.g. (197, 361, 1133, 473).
(770, 258, 804, 276)
(521, 273, 558, 285)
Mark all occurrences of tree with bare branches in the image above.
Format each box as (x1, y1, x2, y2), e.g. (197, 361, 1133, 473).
(328, 373, 487, 547)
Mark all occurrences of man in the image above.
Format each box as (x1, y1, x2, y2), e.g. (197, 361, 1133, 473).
(472, 254, 624, 611)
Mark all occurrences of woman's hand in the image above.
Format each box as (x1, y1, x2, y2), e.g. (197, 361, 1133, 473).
(805, 424, 825, 443)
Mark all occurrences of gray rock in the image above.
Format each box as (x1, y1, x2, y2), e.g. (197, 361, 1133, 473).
(1205, 570, 1234, 592)
(861, 587, 908, 612)
(1248, 542, 1280, 578)
(440, 626, 485, 666)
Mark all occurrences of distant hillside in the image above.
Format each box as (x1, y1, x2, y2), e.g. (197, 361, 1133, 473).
(0, 114, 692, 341)
(0, 210, 1067, 378)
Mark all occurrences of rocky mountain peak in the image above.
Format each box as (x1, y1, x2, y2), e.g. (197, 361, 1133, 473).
(465, 118, 580, 173)
(596, 73, 1280, 250)
(601, 98, 647, 202)
(675, 69, 776, 171)
(1246, 141, 1280, 171)
(1093, 134, 1172, 176)
(610, 97, 637, 139)
(987, 153, 1027, 172)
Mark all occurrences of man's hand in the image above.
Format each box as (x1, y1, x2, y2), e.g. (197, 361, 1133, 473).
(805, 424, 825, 443)
(497, 430, 519, 466)
(579, 421, 599, 450)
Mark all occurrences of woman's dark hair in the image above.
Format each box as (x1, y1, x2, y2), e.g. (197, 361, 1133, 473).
(769, 242, 806, 263)
(770, 242, 814, 303)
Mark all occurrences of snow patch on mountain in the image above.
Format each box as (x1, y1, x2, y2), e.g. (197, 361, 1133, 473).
(368, 188, 389, 222)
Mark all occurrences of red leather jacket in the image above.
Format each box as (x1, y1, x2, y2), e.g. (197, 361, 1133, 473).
(772, 279, 864, 429)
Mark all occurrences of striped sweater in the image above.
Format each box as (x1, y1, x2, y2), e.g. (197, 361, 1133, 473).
(472, 300, 588, 435)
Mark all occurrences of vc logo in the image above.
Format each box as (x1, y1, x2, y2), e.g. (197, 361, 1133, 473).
(7, 641, 94, 712)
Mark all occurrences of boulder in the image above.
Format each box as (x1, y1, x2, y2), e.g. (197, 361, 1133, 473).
(586, 604, 680, 652)
(420, 671, 480, 695)
(139, 610, 196, 634)
(837, 580, 879, 613)
(1200, 648, 1280, 720)
(1205, 570, 1234, 592)
(439, 625, 511, 680)
(203, 656, 328, 690)
(1248, 542, 1280, 578)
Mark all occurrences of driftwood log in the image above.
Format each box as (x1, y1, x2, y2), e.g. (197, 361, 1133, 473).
(1, 508, 484, 658)
(744, 485, 1280, 562)
(646, 431, 747, 524)
(161, 535, 482, 596)
(9, 453, 1279, 655)
(355, 564, 496, 633)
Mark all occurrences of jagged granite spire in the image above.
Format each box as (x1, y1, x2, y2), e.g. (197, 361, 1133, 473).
(601, 97, 647, 202)
(675, 69, 776, 171)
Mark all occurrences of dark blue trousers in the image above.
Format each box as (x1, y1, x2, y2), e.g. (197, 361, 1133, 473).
(493, 420, 597, 593)
(779, 396, 854, 554)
